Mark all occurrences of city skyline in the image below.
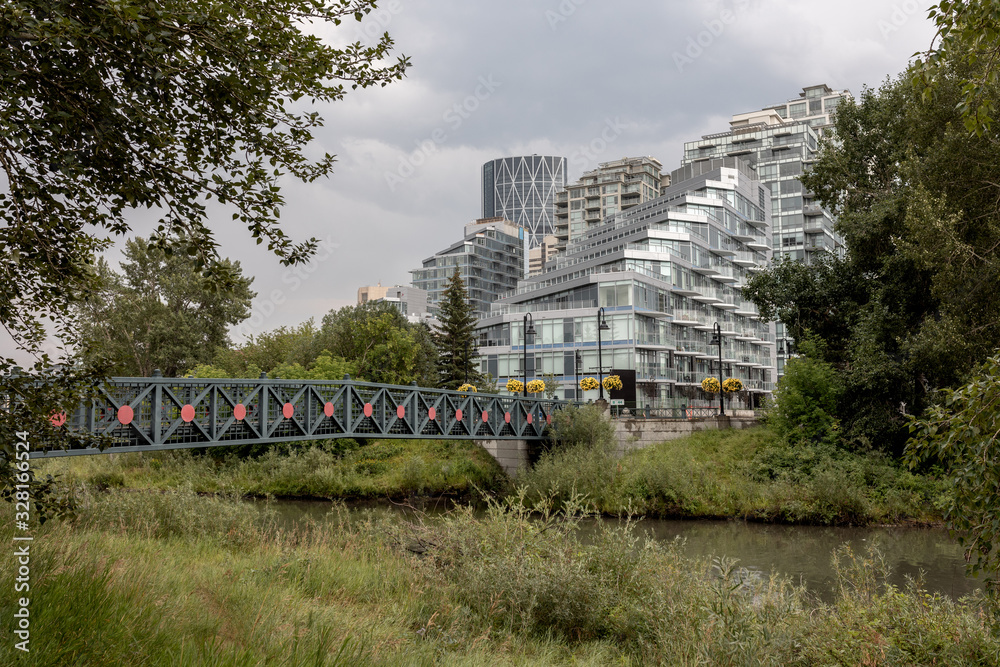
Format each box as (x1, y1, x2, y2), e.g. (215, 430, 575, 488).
(4, 1, 937, 364)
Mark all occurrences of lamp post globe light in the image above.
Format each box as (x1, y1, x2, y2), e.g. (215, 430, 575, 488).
(597, 307, 610, 400)
(522, 312, 536, 397)
(709, 322, 724, 416)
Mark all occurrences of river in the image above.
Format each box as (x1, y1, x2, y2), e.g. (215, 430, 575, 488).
(264, 498, 981, 602)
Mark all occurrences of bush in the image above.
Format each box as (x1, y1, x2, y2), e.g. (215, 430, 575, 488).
(548, 403, 616, 451)
(768, 340, 842, 446)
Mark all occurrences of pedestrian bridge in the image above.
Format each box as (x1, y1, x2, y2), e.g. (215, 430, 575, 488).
(32, 374, 565, 462)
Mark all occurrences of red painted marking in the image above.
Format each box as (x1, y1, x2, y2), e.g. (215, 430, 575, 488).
(527, 414, 533, 425)
(324, 402, 334, 417)
(396, 405, 405, 419)
(546, 414, 552, 425)
(504, 411, 511, 424)
(482, 410, 489, 422)
(428, 407, 436, 420)
(363, 402, 373, 418)
(282, 403, 294, 419)
(117, 405, 134, 425)
(455, 409, 463, 421)
(180, 404, 195, 423)
(233, 404, 246, 421)
(50, 411, 67, 427)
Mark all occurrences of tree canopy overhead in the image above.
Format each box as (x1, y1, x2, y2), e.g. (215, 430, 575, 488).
(1, 0, 409, 365)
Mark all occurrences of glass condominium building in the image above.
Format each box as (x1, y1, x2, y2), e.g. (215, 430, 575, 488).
(410, 218, 527, 318)
(681, 84, 851, 374)
(475, 158, 776, 408)
(482, 155, 567, 250)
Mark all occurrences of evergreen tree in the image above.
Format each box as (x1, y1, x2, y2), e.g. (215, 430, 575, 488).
(435, 269, 481, 390)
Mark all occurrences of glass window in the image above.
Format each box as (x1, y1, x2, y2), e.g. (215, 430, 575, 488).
(789, 102, 807, 119)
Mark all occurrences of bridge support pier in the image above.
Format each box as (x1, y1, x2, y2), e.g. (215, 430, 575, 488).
(475, 439, 529, 477)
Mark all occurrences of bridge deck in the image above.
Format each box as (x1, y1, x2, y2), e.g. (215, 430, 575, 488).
(32, 376, 565, 458)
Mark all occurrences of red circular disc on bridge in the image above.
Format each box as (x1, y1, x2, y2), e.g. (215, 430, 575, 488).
(396, 405, 405, 419)
(428, 407, 436, 420)
(363, 402, 373, 417)
(456, 409, 463, 421)
(324, 402, 334, 417)
(233, 404, 246, 421)
(527, 414, 533, 425)
(546, 414, 552, 425)
(482, 410, 489, 422)
(282, 403, 294, 419)
(117, 405, 134, 425)
(504, 411, 511, 424)
(180, 404, 195, 422)
(50, 411, 67, 427)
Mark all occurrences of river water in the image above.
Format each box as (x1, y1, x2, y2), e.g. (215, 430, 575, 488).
(265, 499, 981, 602)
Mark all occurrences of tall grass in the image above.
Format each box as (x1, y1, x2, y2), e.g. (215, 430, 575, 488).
(520, 422, 946, 525)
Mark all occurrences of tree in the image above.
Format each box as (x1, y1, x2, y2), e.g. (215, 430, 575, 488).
(315, 301, 436, 386)
(0, 0, 408, 510)
(434, 269, 481, 390)
(906, 352, 1000, 604)
(76, 236, 255, 377)
(212, 320, 320, 378)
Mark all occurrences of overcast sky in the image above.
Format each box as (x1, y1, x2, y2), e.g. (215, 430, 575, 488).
(5, 0, 939, 364)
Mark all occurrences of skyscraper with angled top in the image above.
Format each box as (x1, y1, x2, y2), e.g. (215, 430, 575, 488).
(482, 155, 567, 250)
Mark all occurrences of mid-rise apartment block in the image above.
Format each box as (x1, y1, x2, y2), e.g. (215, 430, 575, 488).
(356, 284, 430, 322)
(553, 156, 669, 252)
(410, 218, 526, 317)
(475, 158, 776, 408)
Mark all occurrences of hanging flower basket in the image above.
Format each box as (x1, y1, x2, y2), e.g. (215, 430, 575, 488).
(603, 375, 623, 392)
(579, 376, 599, 391)
(701, 377, 720, 393)
(722, 378, 743, 393)
(457, 383, 477, 393)
(505, 379, 524, 393)
(526, 379, 546, 394)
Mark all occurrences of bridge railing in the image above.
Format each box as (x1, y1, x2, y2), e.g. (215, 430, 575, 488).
(30, 375, 567, 458)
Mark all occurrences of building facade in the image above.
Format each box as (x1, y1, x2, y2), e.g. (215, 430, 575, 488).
(681, 84, 851, 373)
(475, 158, 776, 408)
(482, 155, 567, 250)
(357, 284, 430, 322)
(527, 234, 559, 276)
(553, 156, 669, 252)
(410, 218, 527, 318)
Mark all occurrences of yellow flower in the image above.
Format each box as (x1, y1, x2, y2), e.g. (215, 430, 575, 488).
(602, 375, 623, 391)
(701, 377, 720, 393)
(579, 376, 599, 391)
(526, 379, 546, 393)
(505, 379, 524, 393)
(457, 383, 477, 393)
(722, 378, 743, 393)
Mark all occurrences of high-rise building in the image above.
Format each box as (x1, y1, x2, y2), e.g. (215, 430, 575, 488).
(481, 155, 567, 249)
(475, 158, 776, 408)
(681, 84, 852, 373)
(527, 235, 559, 276)
(553, 156, 669, 252)
(410, 218, 527, 317)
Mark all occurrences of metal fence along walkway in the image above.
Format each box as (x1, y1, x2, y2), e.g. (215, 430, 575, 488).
(32, 374, 566, 458)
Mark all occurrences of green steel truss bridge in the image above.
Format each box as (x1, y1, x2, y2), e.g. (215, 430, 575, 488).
(31, 375, 565, 458)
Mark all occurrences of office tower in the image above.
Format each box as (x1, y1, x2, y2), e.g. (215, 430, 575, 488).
(481, 155, 567, 249)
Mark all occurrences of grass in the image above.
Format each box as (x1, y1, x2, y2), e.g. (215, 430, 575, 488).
(0, 488, 994, 665)
(34, 438, 509, 501)
(519, 422, 947, 525)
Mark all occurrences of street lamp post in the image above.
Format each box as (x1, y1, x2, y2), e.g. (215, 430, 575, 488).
(522, 313, 536, 397)
(464, 338, 470, 385)
(574, 350, 582, 401)
(709, 322, 724, 416)
(597, 307, 610, 400)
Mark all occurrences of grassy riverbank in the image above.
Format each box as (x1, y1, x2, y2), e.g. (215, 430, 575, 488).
(34, 438, 509, 500)
(34, 422, 946, 525)
(1, 488, 994, 665)
(518, 425, 947, 525)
